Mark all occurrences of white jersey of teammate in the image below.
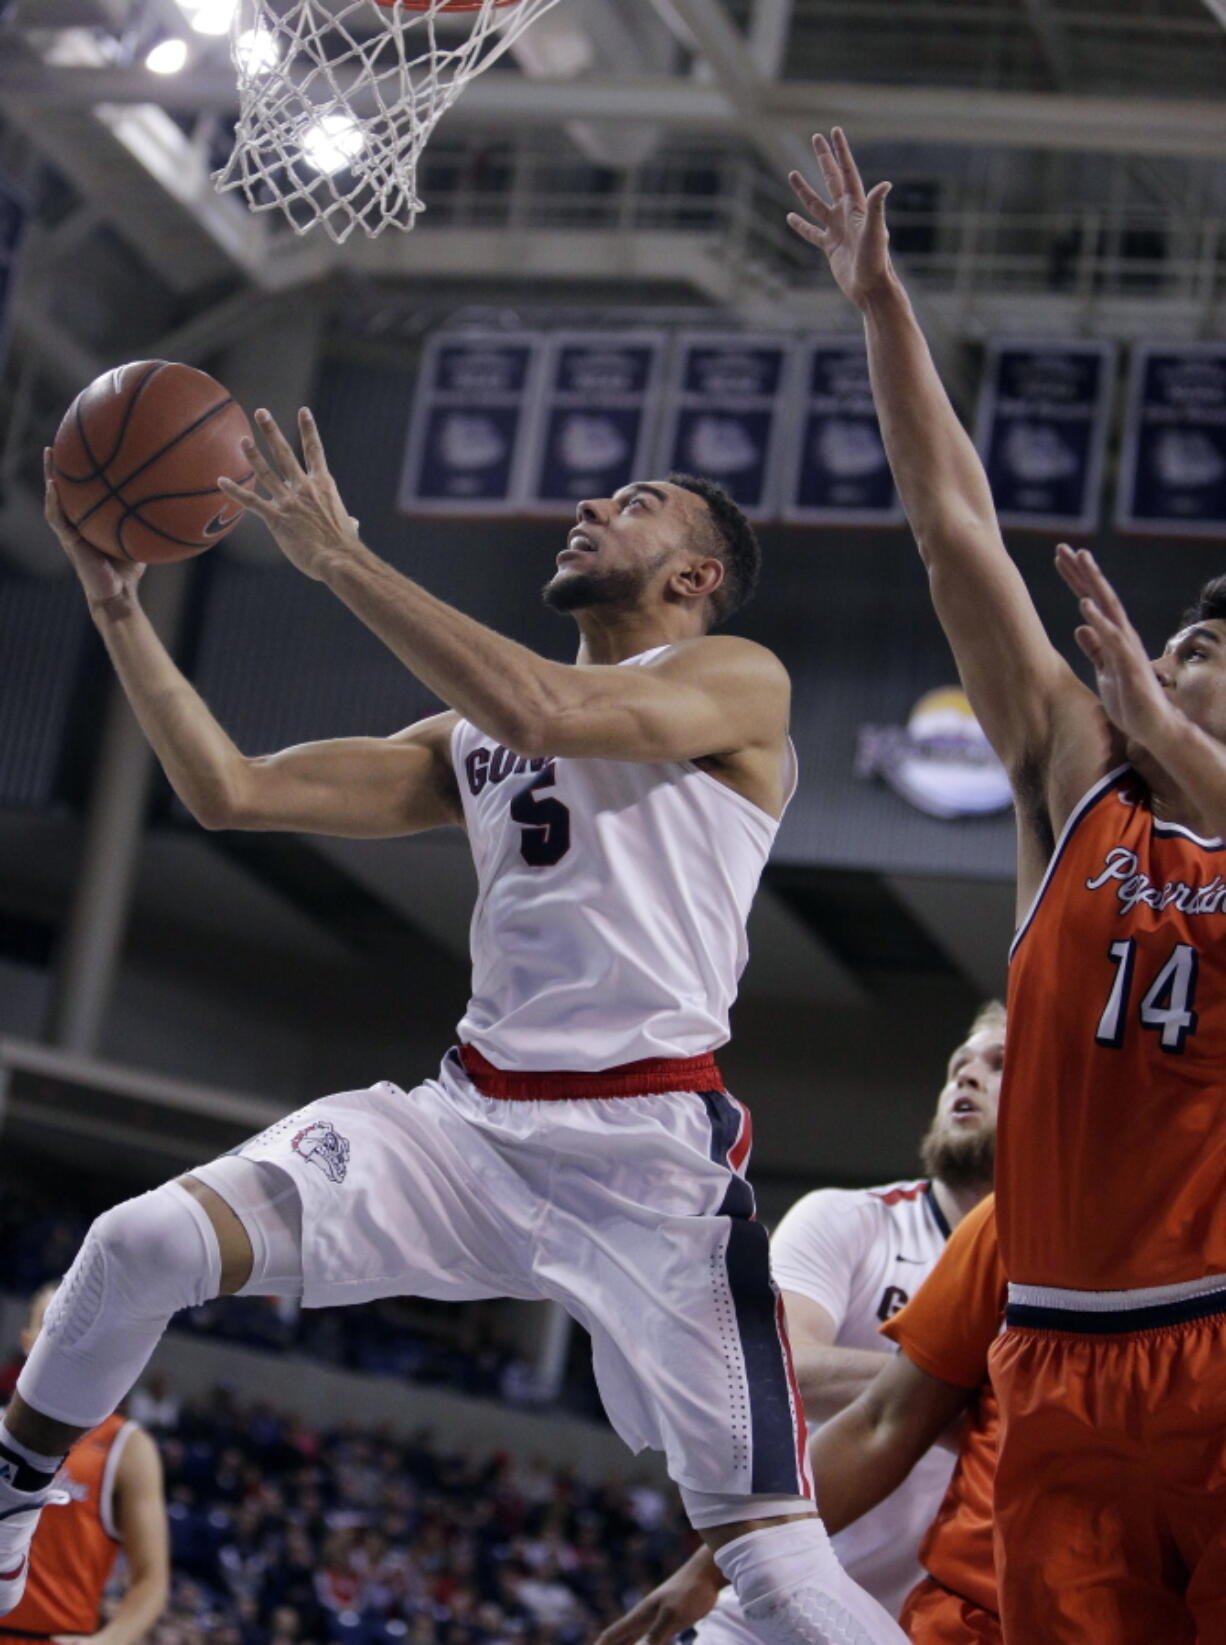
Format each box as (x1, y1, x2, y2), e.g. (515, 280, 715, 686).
(692, 1178, 955, 1641)
(452, 647, 795, 1070)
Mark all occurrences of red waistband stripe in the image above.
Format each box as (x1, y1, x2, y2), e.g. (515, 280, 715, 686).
(457, 1044, 726, 1101)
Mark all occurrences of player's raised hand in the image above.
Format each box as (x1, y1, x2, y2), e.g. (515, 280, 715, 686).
(592, 1547, 724, 1645)
(1056, 543, 1173, 748)
(44, 449, 146, 615)
(786, 128, 894, 311)
(218, 407, 363, 582)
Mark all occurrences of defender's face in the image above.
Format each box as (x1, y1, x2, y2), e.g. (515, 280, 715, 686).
(544, 480, 708, 610)
(1154, 620, 1226, 745)
(927, 1025, 1005, 1147)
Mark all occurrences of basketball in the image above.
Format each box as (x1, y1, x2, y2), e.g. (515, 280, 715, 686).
(51, 361, 254, 565)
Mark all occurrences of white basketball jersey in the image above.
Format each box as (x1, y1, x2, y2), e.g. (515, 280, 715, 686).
(451, 646, 791, 1071)
(770, 1179, 957, 1617)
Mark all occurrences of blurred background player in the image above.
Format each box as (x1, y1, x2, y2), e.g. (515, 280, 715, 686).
(789, 125, 1226, 1644)
(596, 1004, 1002, 1644)
(0, 1284, 168, 1645)
(0, 427, 910, 1645)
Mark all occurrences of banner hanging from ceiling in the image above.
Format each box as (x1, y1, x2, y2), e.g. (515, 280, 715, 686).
(1116, 343, 1226, 537)
(782, 339, 903, 525)
(975, 339, 1116, 533)
(522, 332, 666, 515)
(656, 334, 796, 519)
(398, 332, 543, 515)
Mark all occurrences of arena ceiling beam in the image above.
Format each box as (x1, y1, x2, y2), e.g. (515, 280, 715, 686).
(5, 64, 1226, 162)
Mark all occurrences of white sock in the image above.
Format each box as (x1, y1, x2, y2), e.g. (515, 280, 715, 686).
(714, 1519, 908, 1645)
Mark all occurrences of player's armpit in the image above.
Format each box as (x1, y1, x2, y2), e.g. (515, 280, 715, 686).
(810, 1352, 973, 1536)
(528, 636, 790, 765)
(218, 711, 463, 837)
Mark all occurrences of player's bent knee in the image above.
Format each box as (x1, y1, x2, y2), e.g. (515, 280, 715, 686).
(47, 1181, 224, 1344)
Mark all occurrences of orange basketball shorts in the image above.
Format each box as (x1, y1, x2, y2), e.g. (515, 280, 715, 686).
(989, 1293, 1226, 1645)
(898, 1576, 1001, 1644)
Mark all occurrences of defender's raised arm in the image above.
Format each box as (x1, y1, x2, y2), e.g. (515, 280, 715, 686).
(787, 131, 1112, 847)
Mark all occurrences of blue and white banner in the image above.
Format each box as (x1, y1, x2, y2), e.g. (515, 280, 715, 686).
(522, 332, 666, 515)
(1116, 344, 1226, 537)
(399, 332, 542, 515)
(0, 174, 26, 369)
(783, 340, 902, 524)
(657, 335, 796, 519)
(976, 340, 1115, 533)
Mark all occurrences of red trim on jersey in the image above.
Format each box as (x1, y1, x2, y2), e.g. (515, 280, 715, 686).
(773, 1291, 815, 1500)
(725, 1098, 753, 1173)
(869, 1182, 928, 1207)
(458, 1044, 726, 1101)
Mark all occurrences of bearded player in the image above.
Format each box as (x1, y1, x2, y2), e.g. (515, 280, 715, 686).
(9, 430, 907, 1645)
(596, 1005, 1001, 1645)
(790, 127, 1226, 1642)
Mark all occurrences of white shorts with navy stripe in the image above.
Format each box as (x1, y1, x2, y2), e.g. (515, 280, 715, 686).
(193, 1050, 813, 1502)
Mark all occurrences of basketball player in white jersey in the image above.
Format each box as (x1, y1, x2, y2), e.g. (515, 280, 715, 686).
(595, 1004, 1002, 1645)
(14, 420, 906, 1645)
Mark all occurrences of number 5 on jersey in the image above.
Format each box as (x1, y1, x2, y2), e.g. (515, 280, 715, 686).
(511, 764, 571, 867)
(1095, 939, 1200, 1053)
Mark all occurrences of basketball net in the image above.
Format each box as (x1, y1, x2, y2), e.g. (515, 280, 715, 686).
(214, 0, 566, 243)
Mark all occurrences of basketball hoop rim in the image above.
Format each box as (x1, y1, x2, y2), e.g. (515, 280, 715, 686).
(396, 1, 525, 10)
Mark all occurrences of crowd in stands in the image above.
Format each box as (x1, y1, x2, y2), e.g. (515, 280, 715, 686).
(136, 1387, 689, 1645)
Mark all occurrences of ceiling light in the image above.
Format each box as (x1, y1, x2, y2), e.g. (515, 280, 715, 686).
(145, 37, 189, 74)
(301, 113, 364, 175)
(184, 0, 237, 37)
(235, 26, 280, 74)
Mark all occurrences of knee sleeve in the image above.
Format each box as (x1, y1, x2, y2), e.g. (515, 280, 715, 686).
(16, 1181, 221, 1429)
(714, 1520, 908, 1645)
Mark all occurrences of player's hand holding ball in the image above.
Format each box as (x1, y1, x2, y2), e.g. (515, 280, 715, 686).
(218, 406, 365, 583)
(44, 449, 145, 620)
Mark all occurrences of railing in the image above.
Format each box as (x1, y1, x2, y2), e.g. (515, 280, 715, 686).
(391, 134, 1226, 317)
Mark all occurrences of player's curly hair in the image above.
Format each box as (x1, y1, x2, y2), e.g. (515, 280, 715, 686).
(668, 473, 761, 627)
(1184, 575, 1226, 628)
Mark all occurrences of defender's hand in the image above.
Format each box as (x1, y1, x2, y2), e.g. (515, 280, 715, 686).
(218, 407, 363, 582)
(1056, 543, 1175, 748)
(786, 128, 895, 311)
(593, 1547, 725, 1645)
(44, 449, 146, 616)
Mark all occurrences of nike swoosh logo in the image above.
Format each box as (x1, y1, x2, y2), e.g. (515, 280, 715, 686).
(895, 1255, 927, 1265)
(204, 508, 240, 536)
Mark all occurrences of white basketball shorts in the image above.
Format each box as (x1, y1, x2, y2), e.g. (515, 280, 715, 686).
(191, 1048, 813, 1503)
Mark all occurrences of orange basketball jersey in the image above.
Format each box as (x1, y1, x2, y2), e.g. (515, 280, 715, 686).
(1001, 765, 1226, 1291)
(0, 1413, 131, 1640)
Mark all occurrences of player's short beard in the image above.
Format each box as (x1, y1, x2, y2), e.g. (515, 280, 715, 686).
(919, 1116, 995, 1192)
(542, 551, 670, 614)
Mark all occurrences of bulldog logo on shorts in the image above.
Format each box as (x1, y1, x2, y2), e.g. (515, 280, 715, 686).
(291, 1120, 351, 1183)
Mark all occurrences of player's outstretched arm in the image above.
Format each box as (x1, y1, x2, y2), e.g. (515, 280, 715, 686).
(786, 131, 1108, 806)
(218, 412, 789, 769)
(46, 459, 461, 838)
(806, 1351, 973, 1536)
